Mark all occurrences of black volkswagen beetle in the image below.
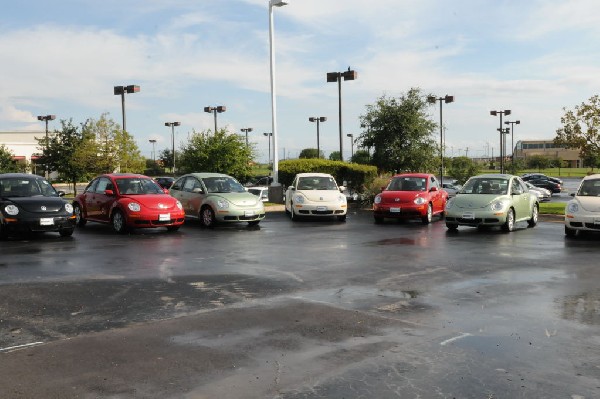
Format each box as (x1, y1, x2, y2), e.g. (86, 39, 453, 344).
(0, 173, 76, 238)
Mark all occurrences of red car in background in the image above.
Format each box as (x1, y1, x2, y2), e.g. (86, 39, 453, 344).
(72, 173, 185, 233)
(373, 173, 448, 224)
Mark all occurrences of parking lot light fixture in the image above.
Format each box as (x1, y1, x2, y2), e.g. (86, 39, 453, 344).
(241, 127, 253, 147)
(149, 139, 157, 162)
(490, 110, 511, 173)
(264, 132, 273, 168)
(327, 68, 357, 161)
(165, 122, 181, 174)
(204, 106, 226, 133)
(308, 117, 326, 158)
(37, 114, 56, 179)
(427, 95, 454, 187)
(505, 120, 521, 168)
(346, 133, 354, 159)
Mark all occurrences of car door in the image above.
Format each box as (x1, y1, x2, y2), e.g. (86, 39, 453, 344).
(93, 177, 116, 222)
(429, 176, 444, 212)
(285, 176, 298, 211)
(510, 178, 530, 220)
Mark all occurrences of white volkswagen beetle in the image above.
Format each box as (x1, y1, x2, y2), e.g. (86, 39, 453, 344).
(565, 174, 600, 237)
(285, 173, 347, 221)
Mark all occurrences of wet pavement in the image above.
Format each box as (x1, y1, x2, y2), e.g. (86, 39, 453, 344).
(1, 209, 599, 398)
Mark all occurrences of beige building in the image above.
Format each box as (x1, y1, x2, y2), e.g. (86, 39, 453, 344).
(0, 131, 47, 174)
(514, 140, 582, 167)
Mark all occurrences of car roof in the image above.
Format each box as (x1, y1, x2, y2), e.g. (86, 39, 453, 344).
(582, 174, 600, 181)
(0, 173, 46, 179)
(102, 173, 150, 179)
(295, 173, 334, 178)
(471, 174, 514, 179)
(183, 172, 233, 179)
(390, 173, 432, 178)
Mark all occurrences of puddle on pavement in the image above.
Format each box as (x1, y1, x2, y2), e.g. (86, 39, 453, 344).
(366, 236, 431, 247)
(560, 291, 600, 326)
(445, 268, 570, 292)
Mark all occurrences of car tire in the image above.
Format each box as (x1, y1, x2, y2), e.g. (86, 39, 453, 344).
(248, 220, 260, 226)
(59, 228, 74, 237)
(337, 214, 347, 222)
(166, 225, 180, 232)
(527, 204, 538, 228)
(201, 206, 216, 228)
(73, 203, 87, 227)
(421, 204, 433, 225)
(502, 208, 515, 232)
(565, 225, 577, 237)
(374, 217, 384, 224)
(446, 223, 458, 231)
(111, 210, 128, 234)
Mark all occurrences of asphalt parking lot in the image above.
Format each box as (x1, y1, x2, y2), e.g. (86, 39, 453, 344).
(1, 207, 599, 398)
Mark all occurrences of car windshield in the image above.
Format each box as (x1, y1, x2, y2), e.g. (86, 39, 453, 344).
(116, 178, 164, 195)
(0, 177, 59, 198)
(387, 177, 427, 191)
(577, 179, 600, 197)
(460, 178, 509, 195)
(297, 176, 338, 190)
(202, 177, 246, 193)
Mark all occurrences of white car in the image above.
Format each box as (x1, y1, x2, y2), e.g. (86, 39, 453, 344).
(285, 173, 347, 221)
(525, 182, 551, 202)
(247, 186, 269, 202)
(565, 174, 600, 237)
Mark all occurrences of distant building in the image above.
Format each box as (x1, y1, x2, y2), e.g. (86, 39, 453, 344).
(514, 140, 582, 167)
(0, 131, 47, 174)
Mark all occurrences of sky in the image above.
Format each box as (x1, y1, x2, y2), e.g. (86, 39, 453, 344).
(1, 0, 600, 163)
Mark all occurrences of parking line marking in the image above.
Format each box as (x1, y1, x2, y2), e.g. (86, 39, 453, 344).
(440, 333, 472, 346)
(0, 341, 44, 353)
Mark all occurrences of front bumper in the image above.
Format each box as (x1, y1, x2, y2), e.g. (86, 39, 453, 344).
(373, 204, 427, 219)
(216, 207, 266, 222)
(126, 210, 186, 228)
(445, 209, 506, 227)
(293, 202, 347, 217)
(565, 214, 600, 231)
(1, 214, 76, 234)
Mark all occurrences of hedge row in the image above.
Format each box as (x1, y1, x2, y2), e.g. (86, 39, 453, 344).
(278, 159, 377, 191)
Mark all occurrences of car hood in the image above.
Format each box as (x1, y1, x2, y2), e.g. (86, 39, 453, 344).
(378, 190, 425, 205)
(296, 189, 343, 202)
(451, 194, 508, 210)
(575, 196, 600, 212)
(4, 196, 67, 213)
(122, 194, 180, 210)
(210, 192, 262, 207)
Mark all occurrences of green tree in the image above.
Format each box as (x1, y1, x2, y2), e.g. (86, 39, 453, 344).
(446, 156, 479, 185)
(115, 128, 146, 173)
(329, 151, 341, 161)
(527, 155, 552, 171)
(178, 129, 254, 182)
(350, 149, 372, 164)
(554, 95, 600, 164)
(0, 145, 20, 173)
(299, 148, 323, 159)
(358, 89, 437, 173)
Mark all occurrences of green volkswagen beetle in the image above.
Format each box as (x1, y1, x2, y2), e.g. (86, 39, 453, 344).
(445, 174, 539, 232)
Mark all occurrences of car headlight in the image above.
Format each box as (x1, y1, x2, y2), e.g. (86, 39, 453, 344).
(294, 194, 305, 204)
(490, 200, 507, 212)
(567, 202, 579, 213)
(445, 198, 454, 210)
(5, 204, 19, 216)
(128, 202, 141, 212)
(176, 200, 183, 210)
(64, 203, 73, 214)
(414, 197, 426, 205)
(374, 194, 382, 204)
(338, 195, 346, 203)
(217, 199, 229, 209)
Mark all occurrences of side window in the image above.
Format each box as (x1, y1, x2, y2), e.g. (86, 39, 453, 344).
(430, 176, 439, 189)
(511, 179, 522, 195)
(95, 178, 112, 193)
(183, 177, 199, 192)
(84, 179, 98, 193)
(171, 177, 185, 191)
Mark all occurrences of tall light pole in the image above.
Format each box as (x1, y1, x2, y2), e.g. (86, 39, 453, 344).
(148, 139, 157, 162)
(490, 110, 511, 174)
(428, 95, 454, 187)
(327, 67, 358, 161)
(165, 122, 181, 174)
(505, 120, 520, 169)
(269, 0, 288, 185)
(37, 114, 56, 179)
(308, 116, 326, 158)
(241, 127, 253, 147)
(498, 127, 510, 172)
(113, 85, 140, 172)
(264, 132, 273, 169)
(346, 133, 354, 159)
(204, 106, 226, 133)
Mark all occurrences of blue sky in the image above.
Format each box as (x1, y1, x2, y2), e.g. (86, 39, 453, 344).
(1, 0, 599, 162)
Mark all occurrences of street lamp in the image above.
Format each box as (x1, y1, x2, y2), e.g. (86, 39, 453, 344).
(241, 127, 253, 147)
(308, 116, 326, 158)
(497, 127, 510, 171)
(490, 110, 511, 173)
(203, 106, 226, 133)
(37, 114, 56, 179)
(505, 120, 520, 168)
(264, 132, 273, 168)
(327, 67, 358, 161)
(428, 95, 454, 187)
(346, 133, 354, 159)
(269, 0, 288, 186)
(113, 85, 140, 135)
(148, 139, 157, 162)
(165, 122, 181, 174)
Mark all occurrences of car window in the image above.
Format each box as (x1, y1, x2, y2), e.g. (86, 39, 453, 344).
(461, 178, 508, 194)
(115, 178, 163, 195)
(578, 179, 600, 196)
(95, 177, 113, 193)
(171, 177, 184, 191)
(0, 177, 58, 197)
(202, 177, 246, 193)
(84, 179, 98, 193)
(387, 177, 427, 191)
(183, 177, 201, 193)
(297, 176, 338, 190)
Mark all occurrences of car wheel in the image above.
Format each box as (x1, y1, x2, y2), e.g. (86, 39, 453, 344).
(0, 225, 7, 240)
(166, 225, 180, 232)
(374, 217, 384, 224)
(446, 223, 458, 231)
(201, 206, 216, 228)
(421, 204, 433, 225)
(527, 204, 539, 227)
(565, 225, 577, 237)
(111, 210, 128, 234)
(337, 214, 347, 222)
(73, 203, 86, 227)
(501, 208, 515, 232)
(59, 228, 74, 237)
(248, 220, 260, 227)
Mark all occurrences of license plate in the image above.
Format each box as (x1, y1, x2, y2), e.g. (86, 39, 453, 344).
(40, 218, 54, 226)
(159, 213, 171, 221)
(316, 206, 327, 211)
(390, 207, 401, 213)
(462, 212, 475, 220)
(244, 210, 255, 217)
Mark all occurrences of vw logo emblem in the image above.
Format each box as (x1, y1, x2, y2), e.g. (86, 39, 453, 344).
(41, 206, 47, 211)
(395, 198, 400, 202)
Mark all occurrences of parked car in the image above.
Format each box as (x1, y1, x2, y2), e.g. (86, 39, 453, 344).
(525, 177, 562, 193)
(169, 173, 265, 227)
(0, 173, 76, 238)
(373, 173, 448, 224)
(442, 182, 461, 198)
(522, 173, 563, 185)
(564, 174, 600, 237)
(72, 173, 185, 233)
(445, 174, 539, 232)
(245, 175, 273, 187)
(154, 176, 175, 189)
(247, 186, 269, 202)
(525, 182, 551, 202)
(284, 173, 347, 221)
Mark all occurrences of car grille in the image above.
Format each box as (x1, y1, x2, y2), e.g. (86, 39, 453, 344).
(584, 223, 600, 230)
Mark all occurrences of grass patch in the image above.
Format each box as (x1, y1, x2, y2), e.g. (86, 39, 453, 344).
(539, 202, 565, 215)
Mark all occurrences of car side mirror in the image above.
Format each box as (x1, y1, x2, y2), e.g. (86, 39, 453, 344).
(430, 186, 438, 192)
(192, 187, 205, 194)
(163, 188, 170, 194)
(339, 185, 346, 192)
(104, 189, 114, 196)
(57, 190, 66, 197)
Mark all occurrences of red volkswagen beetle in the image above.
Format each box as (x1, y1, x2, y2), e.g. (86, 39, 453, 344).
(72, 173, 185, 233)
(373, 173, 448, 224)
